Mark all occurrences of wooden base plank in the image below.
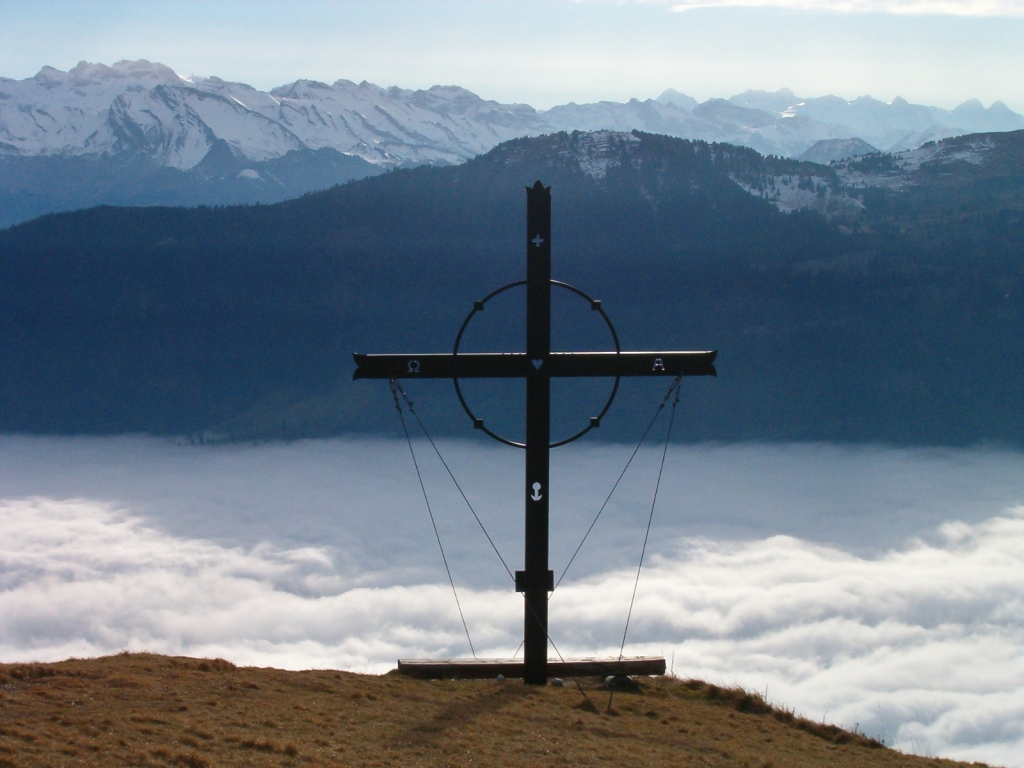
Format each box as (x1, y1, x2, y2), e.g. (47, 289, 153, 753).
(396, 656, 666, 680)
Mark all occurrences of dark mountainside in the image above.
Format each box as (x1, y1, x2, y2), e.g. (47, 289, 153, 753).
(0, 144, 383, 229)
(1, 130, 1022, 445)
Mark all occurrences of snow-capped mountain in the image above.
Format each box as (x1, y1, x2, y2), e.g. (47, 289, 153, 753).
(727, 89, 1024, 153)
(0, 60, 547, 170)
(4, 60, 1022, 171)
(2, 59, 1023, 228)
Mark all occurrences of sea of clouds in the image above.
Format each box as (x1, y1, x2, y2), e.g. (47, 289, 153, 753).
(1, 435, 1023, 765)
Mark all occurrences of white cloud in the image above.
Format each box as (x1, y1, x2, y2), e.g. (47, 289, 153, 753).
(2, 437, 1024, 764)
(0, 496, 520, 671)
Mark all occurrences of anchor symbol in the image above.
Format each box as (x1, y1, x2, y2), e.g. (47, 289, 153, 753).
(530, 482, 543, 501)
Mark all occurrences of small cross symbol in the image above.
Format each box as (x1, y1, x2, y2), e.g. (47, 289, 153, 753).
(532, 234, 545, 248)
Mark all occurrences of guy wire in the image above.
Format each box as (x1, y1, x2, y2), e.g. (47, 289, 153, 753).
(392, 380, 515, 583)
(553, 375, 683, 592)
(618, 377, 681, 659)
(390, 379, 476, 658)
(608, 376, 682, 712)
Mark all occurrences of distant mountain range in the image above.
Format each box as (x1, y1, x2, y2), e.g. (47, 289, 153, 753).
(2, 59, 1023, 227)
(2, 129, 1022, 445)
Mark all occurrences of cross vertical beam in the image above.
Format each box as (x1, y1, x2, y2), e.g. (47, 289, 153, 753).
(523, 181, 552, 685)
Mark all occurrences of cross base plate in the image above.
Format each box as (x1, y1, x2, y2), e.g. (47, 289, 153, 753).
(396, 656, 666, 680)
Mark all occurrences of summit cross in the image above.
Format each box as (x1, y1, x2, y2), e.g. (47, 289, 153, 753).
(354, 180, 717, 685)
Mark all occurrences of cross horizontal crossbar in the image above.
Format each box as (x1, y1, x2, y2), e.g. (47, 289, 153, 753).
(352, 351, 717, 380)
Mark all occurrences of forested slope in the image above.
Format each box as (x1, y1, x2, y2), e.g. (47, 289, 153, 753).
(1, 131, 1021, 445)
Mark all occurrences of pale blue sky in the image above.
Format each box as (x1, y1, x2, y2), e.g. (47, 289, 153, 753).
(1, 0, 1022, 111)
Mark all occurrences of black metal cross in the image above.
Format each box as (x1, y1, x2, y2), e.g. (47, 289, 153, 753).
(354, 181, 716, 685)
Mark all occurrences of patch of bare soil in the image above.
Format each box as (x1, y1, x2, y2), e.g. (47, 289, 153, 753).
(0, 654, 992, 767)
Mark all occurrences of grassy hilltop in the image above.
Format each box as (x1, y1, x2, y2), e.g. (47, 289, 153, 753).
(0, 653, 988, 768)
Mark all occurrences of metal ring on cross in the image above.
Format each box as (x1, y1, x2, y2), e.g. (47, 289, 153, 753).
(452, 279, 621, 448)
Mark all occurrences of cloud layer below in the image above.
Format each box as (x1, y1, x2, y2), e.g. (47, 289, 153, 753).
(1, 436, 1023, 765)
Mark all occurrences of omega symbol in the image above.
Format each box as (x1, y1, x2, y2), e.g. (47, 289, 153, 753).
(407, 359, 421, 373)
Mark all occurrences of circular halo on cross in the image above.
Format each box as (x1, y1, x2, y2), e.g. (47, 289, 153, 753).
(452, 279, 621, 448)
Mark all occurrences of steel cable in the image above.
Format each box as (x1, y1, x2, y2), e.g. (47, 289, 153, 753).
(390, 380, 476, 658)
(392, 380, 515, 582)
(608, 377, 682, 711)
(553, 375, 683, 593)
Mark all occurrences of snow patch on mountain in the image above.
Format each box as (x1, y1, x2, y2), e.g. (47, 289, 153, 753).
(735, 131, 1004, 216)
(561, 130, 640, 179)
(896, 136, 994, 172)
(829, 135, 998, 194)
(731, 171, 865, 216)
(744, 131, 1017, 219)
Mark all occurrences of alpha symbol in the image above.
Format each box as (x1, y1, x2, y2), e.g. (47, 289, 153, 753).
(530, 482, 543, 501)
(407, 359, 421, 373)
(652, 357, 665, 371)
(531, 234, 544, 248)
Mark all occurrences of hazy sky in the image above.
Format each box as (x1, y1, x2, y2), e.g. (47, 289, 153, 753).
(1, 0, 1022, 111)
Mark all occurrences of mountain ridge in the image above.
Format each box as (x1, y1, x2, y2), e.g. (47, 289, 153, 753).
(2, 60, 1023, 227)
(5, 60, 1020, 167)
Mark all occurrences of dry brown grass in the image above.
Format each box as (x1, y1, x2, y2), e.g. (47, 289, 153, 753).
(0, 653, 991, 768)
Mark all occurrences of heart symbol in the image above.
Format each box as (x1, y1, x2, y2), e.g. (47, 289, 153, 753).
(531, 358, 543, 369)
